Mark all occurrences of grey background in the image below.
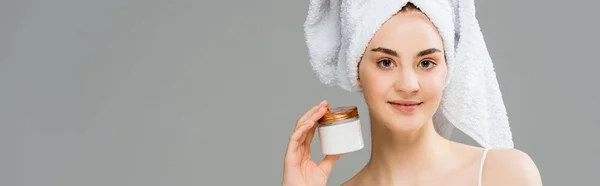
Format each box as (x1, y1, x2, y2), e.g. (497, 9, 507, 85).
(1, 0, 598, 185)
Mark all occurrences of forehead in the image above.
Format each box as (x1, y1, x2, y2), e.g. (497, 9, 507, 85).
(368, 12, 444, 52)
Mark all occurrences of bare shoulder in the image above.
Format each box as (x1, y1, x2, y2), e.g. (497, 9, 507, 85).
(482, 148, 543, 186)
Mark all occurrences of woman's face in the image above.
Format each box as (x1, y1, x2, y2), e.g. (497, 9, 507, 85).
(357, 10, 447, 133)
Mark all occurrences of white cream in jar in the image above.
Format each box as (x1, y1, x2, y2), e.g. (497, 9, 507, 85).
(317, 106, 364, 155)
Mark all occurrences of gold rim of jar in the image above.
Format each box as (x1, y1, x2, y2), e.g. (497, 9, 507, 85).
(318, 106, 359, 125)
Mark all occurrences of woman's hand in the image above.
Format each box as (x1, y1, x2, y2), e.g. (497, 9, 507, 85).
(282, 100, 343, 186)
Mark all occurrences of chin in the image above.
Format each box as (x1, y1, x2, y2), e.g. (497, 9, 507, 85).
(384, 115, 428, 133)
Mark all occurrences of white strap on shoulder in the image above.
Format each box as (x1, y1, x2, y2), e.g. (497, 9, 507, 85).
(478, 148, 490, 186)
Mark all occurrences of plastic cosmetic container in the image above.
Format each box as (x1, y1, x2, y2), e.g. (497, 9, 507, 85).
(317, 106, 364, 155)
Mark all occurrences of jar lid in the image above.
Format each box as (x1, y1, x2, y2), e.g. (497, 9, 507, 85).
(318, 106, 359, 124)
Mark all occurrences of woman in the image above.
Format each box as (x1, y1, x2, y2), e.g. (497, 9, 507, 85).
(282, 2, 542, 186)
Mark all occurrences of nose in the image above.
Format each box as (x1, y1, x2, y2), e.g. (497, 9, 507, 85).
(393, 70, 419, 93)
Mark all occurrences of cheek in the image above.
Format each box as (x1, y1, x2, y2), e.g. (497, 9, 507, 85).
(420, 69, 447, 99)
(360, 69, 393, 99)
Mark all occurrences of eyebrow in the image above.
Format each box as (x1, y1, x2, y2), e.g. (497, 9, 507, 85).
(370, 47, 442, 58)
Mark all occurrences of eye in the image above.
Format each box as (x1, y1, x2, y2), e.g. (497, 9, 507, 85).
(376, 59, 395, 69)
(418, 60, 437, 70)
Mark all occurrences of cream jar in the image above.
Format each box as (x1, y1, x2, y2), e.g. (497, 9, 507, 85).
(317, 106, 364, 155)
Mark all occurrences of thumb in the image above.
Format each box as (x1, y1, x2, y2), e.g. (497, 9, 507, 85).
(318, 154, 342, 176)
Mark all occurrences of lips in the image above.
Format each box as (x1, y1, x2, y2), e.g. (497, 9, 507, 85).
(388, 100, 423, 113)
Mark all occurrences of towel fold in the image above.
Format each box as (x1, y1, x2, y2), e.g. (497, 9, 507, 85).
(304, 0, 514, 148)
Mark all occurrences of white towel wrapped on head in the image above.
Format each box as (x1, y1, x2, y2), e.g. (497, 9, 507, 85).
(304, 0, 514, 148)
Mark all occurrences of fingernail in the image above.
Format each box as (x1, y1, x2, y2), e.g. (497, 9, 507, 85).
(320, 100, 327, 105)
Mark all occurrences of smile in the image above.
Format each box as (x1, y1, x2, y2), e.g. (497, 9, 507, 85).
(388, 101, 423, 113)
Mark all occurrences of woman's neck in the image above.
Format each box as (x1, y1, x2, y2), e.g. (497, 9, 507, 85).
(361, 116, 454, 184)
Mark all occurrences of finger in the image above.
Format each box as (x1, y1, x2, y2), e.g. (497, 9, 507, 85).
(298, 103, 329, 145)
(286, 100, 329, 157)
(301, 103, 329, 130)
(291, 104, 327, 146)
(304, 117, 319, 148)
(296, 100, 328, 129)
(301, 102, 330, 147)
(303, 123, 318, 149)
(318, 154, 342, 176)
(286, 120, 318, 154)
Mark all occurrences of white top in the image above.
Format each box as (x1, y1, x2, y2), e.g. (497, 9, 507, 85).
(478, 148, 490, 186)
